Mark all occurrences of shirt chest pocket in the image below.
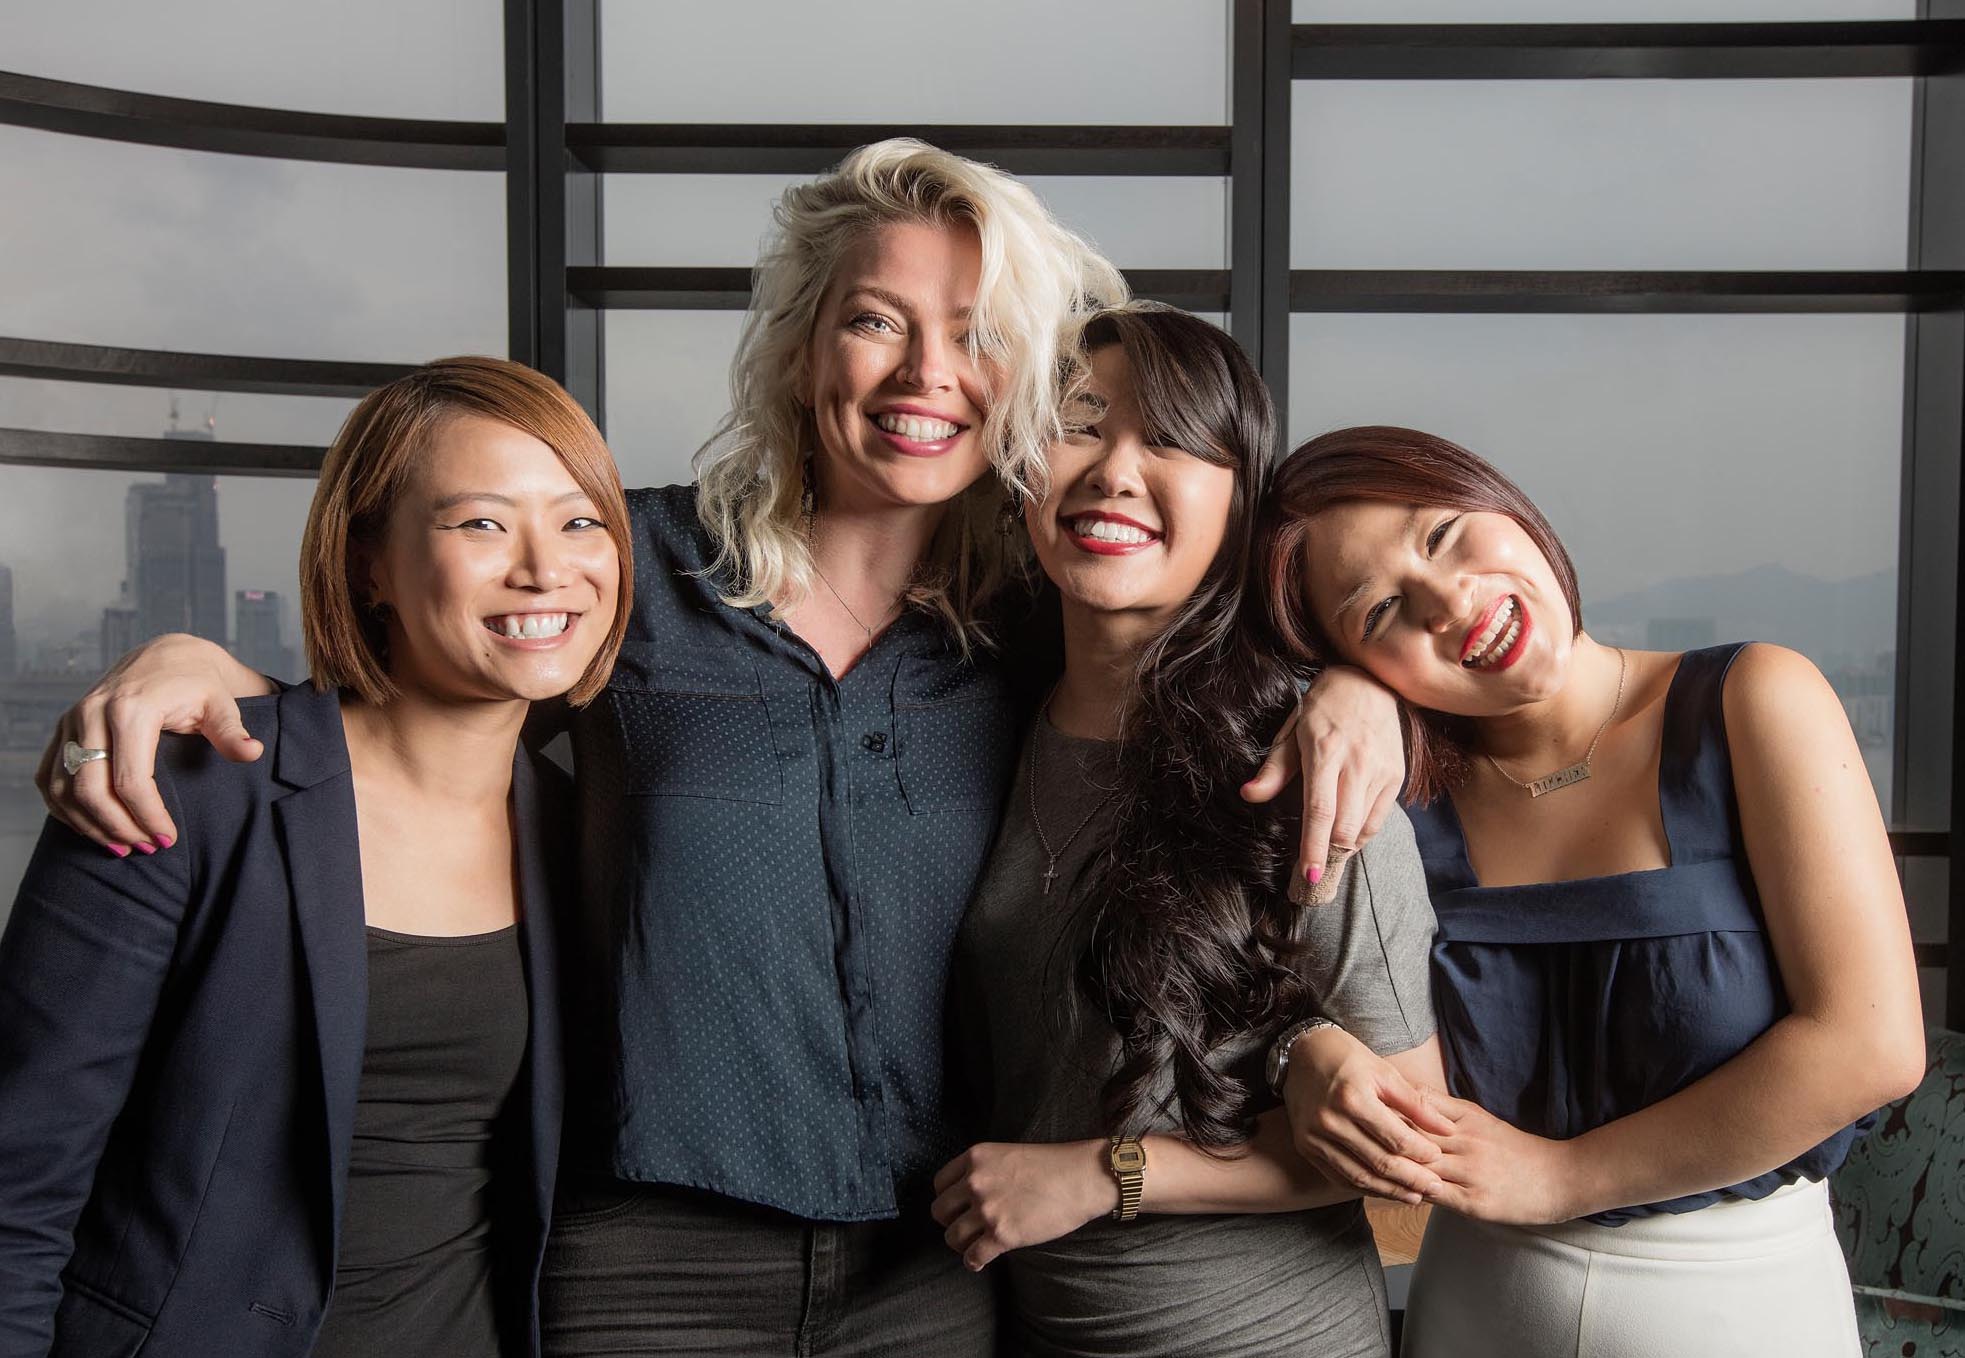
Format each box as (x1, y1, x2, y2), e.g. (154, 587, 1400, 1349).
(892, 658, 1020, 815)
(606, 645, 785, 806)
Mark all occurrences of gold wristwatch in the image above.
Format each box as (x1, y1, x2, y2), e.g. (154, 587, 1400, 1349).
(1108, 1135, 1146, 1221)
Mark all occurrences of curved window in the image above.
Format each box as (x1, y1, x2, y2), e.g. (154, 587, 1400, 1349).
(605, 311, 748, 489)
(1293, 80, 1911, 270)
(0, 377, 355, 447)
(0, 464, 319, 928)
(0, 127, 506, 361)
(600, 0, 1229, 125)
(11, 0, 503, 120)
(1290, 311, 1904, 813)
(606, 174, 1228, 271)
(1296, 1, 1912, 19)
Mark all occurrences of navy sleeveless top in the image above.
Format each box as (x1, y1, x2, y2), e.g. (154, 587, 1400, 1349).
(1407, 643, 1870, 1226)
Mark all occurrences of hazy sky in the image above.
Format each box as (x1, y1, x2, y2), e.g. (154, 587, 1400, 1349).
(0, 0, 1919, 653)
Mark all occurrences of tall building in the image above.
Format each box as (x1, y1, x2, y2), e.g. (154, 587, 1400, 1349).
(124, 421, 227, 646)
(99, 601, 137, 672)
(233, 589, 297, 682)
(0, 563, 15, 679)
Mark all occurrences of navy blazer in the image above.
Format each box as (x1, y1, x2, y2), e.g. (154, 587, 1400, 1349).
(0, 684, 567, 1358)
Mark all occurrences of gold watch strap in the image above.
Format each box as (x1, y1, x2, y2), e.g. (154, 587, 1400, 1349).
(1108, 1135, 1146, 1222)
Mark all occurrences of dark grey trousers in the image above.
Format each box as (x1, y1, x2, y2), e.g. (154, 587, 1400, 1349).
(539, 1181, 998, 1357)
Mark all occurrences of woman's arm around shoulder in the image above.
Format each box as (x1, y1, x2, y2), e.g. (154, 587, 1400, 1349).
(1241, 666, 1408, 888)
(0, 760, 198, 1354)
(36, 632, 274, 853)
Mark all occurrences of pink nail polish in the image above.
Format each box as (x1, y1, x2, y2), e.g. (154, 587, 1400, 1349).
(107, 844, 130, 858)
(1306, 865, 1323, 885)
(156, 834, 175, 849)
(134, 842, 157, 856)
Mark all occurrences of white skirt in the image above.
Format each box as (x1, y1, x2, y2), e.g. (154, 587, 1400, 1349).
(1401, 1179, 1860, 1358)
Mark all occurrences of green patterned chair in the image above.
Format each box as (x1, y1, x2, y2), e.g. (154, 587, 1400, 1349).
(1833, 1027, 1965, 1357)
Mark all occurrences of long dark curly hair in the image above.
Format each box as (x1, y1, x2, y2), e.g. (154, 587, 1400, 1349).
(1064, 305, 1314, 1149)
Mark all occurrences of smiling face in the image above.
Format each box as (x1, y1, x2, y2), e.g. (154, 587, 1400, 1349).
(1299, 499, 1576, 716)
(801, 218, 994, 515)
(365, 413, 620, 705)
(1026, 345, 1237, 631)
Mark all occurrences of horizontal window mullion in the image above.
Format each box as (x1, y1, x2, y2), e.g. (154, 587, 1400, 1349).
(0, 70, 503, 170)
(567, 124, 1229, 176)
(0, 338, 412, 399)
(1289, 270, 1965, 313)
(571, 267, 1232, 312)
(1293, 21, 1965, 80)
(0, 429, 322, 477)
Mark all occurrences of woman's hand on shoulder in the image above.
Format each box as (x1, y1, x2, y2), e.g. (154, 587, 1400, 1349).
(1241, 665, 1406, 889)
(1282, 1026, 1452, 1204)
(1420, 1096, 1588, 1226)
(930, 1140, 1112, 1271)
(36, 634, 272, 853)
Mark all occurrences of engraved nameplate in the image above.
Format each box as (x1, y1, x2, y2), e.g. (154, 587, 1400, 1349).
(1527, 763, 1591, 797)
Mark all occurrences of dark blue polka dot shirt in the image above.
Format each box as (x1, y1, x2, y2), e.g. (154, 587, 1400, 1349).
(561, 485, 1027, 1221)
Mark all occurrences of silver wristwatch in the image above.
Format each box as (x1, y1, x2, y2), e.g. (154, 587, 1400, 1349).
(1265, 1016, 1341, 1096)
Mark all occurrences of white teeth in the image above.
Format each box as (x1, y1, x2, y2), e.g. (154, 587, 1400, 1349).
(1464, 598, 1519, 667)
(489, 613, 568, 639)
(874, 413, 960, 441)
(1480, 618, 1521, 667)
(1070, 516, 1155, 544)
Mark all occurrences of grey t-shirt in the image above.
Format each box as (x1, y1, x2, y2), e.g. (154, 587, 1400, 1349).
(950, 716, 1437, 1358)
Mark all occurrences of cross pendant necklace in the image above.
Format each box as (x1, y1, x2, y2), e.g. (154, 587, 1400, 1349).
(1028, 687, 1120, 896)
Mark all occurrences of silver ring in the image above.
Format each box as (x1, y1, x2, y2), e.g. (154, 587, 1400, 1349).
(62, 740, 110, 777)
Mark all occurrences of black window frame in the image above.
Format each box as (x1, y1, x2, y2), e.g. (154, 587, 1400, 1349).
(2, 0, 1958, 1023)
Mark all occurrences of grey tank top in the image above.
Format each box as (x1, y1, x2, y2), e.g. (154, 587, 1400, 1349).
(310, 924, 529, 1358)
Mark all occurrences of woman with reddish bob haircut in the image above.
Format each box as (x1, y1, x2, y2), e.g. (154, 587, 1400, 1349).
(0, 355, 630, 1358)
(1257, 426, 1921, 1357)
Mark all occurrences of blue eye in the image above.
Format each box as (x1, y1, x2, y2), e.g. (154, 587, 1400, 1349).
(852, 313, 898, 335)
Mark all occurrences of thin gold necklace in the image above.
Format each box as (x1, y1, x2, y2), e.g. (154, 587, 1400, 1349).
(1485, 647, 1627, 798)
(807, 517, 902, 646)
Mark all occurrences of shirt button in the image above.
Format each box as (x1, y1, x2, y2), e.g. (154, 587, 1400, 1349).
(862, 732, 888, 753)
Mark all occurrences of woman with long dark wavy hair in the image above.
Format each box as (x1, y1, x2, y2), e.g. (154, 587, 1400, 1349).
(929, 306, 1440, 1358)
(1261, 426, 1923, 1357)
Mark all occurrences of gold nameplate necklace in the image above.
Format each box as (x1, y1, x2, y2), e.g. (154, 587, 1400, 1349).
(1485, 647, 1627, 798)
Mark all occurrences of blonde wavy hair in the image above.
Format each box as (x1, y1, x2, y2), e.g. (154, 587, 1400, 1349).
(693, 138, 1128, 647)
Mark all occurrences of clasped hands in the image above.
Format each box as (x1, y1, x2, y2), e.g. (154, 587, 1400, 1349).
(1281, 1026, 1584, 1228)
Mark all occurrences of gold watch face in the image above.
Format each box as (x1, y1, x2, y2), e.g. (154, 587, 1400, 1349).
(1109, 1141, 1146, 1173)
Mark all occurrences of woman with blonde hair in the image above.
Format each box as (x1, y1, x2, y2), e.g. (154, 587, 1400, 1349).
(33, 142, 1405, 1354)
(0, 357, 630, 1357)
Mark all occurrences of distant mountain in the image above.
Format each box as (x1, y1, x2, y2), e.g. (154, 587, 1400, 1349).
(1586, 564, 1895, 671)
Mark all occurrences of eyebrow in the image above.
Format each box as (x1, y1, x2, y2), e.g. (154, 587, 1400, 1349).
(1329, 506, 1425, 629)
(840, 285, 973, 321)
(431, 490, 592, 512)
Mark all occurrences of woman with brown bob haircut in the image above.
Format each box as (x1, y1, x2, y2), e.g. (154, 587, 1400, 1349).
(1258, 426, 1921, 1357)
(0, 355, 630, 1358)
